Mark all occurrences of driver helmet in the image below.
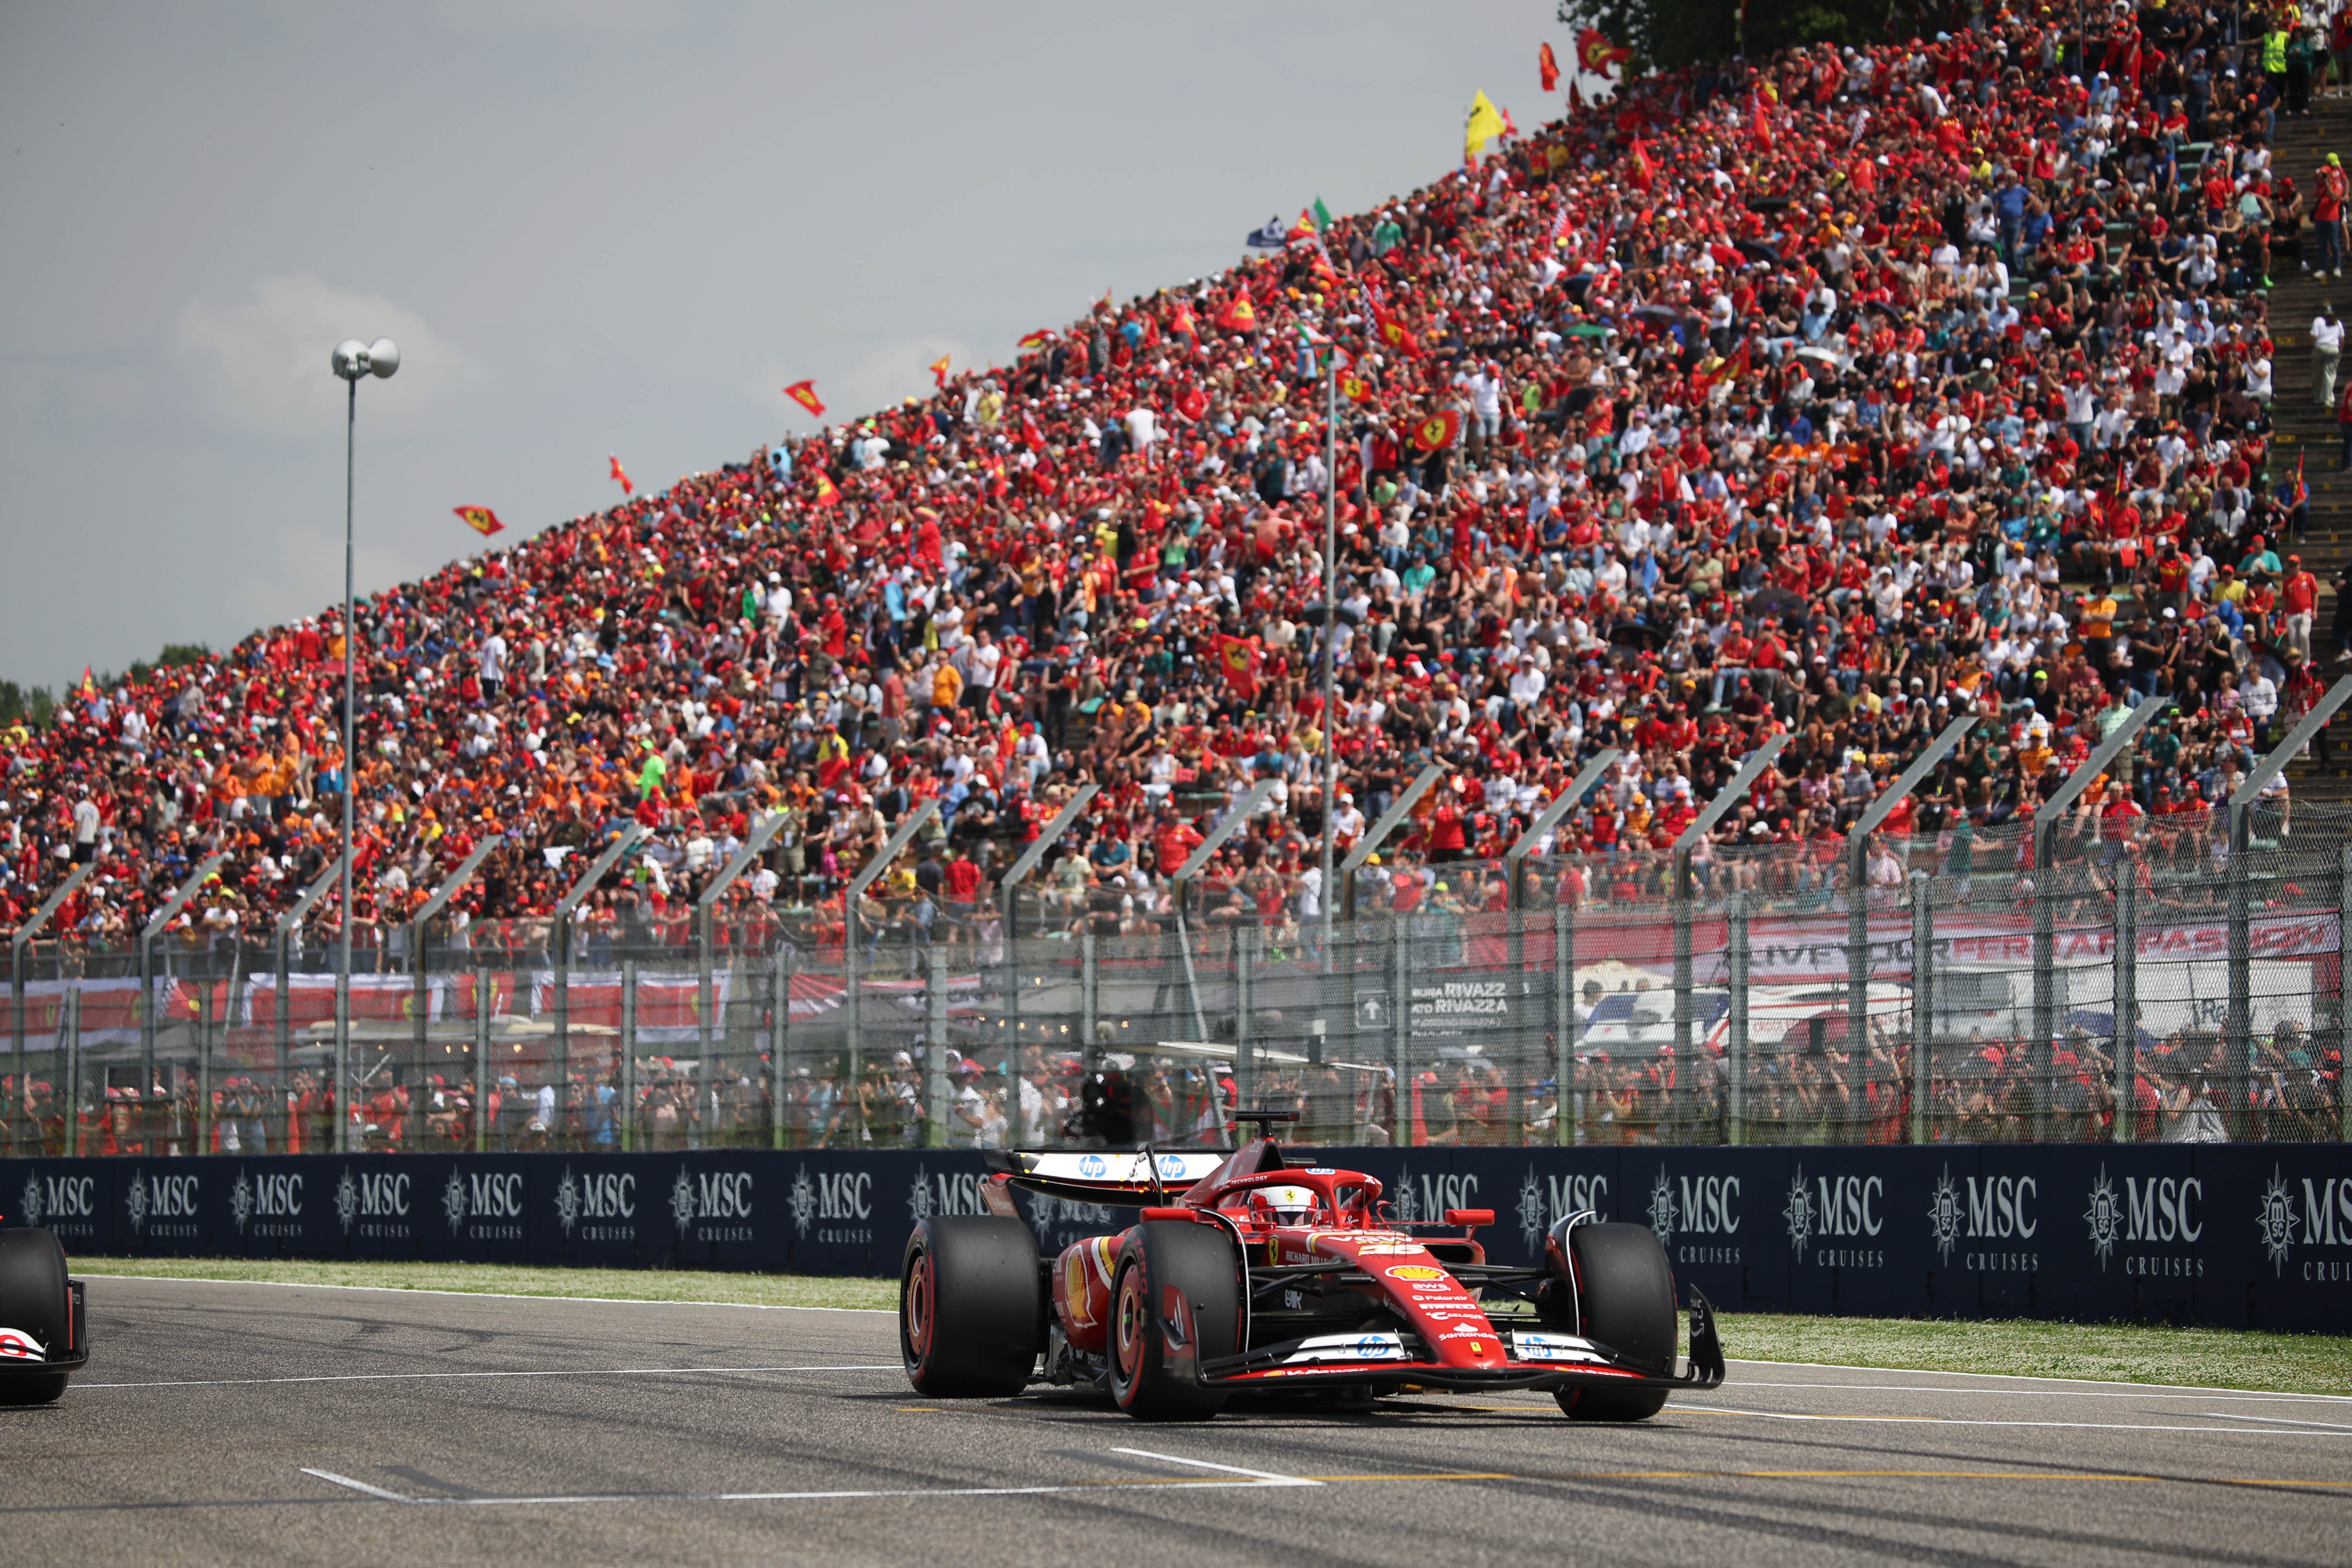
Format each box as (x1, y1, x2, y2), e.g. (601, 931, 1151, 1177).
(1247, 1185, 1319, 1226)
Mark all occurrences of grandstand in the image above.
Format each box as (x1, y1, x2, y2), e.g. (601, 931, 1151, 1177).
(6, 11, 2351, 1155)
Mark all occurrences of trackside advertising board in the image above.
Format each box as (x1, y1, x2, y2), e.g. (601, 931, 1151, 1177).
(5, 1144, 2349, 1332)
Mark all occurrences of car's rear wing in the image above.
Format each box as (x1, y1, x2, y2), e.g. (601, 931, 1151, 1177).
(987, 1147, 1234, 1206)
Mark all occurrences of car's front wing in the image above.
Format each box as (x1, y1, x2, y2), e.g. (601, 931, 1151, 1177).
(1191, 1290, 1725, 1396)
(0, 1279, 87, 1380)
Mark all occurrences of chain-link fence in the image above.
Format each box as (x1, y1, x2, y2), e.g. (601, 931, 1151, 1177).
(7, 806, 2346, 1157)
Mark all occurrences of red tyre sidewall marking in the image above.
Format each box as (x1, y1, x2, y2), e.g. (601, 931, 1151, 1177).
(906, 1252, 935, 1364)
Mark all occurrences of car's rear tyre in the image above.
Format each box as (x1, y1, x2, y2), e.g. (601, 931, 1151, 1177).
(0, 1228, 72, 1406)
(1109, 1220, 1239, 1422)
(900, 1215, 1042, 1397)
(1549, 1221, 1673, 1422)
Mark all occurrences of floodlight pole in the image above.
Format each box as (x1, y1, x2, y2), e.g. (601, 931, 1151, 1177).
(9, 860, 93, 1156)
(138, 851, 228, 1134)
(1666, 734, 1788, 1134)
(552, 821, 647, 1100)
(329, 336, 397, 1155)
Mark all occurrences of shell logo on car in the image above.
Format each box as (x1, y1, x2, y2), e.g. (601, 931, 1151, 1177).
(1385, 1265, 1446, 1282)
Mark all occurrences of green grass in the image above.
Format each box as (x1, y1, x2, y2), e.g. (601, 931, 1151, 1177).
(68, 1258, 2352, 1397)
(70, 1256, 897, 1313)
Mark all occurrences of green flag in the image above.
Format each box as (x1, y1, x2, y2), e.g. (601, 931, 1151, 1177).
(1312, 196, 1333, 231)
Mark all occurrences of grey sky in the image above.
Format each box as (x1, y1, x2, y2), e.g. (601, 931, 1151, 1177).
(2, 0, 1563, 690)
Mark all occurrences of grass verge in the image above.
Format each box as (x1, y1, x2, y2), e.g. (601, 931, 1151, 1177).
(68, 1258, 2352, 1396)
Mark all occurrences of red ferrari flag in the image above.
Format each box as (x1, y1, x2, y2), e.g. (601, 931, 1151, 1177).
(1338, 370, 1374, 404)
(608, 454, 633, 495)
(454, 505, 504, 537)
(1375, 313, 1423, 358)
(1539, 41, 1560, 92)
(1213, 633, 1262, 703)
(1214, 294, 1259, 332)
(1410, 410, 1462, 454)
(1285, 208, 1319, 243)
(1577, 27, 1632, 75)
(929, 354, 952, 388)
(782, 380, 826, 417)
(1018, 328, 1056, 350)
(811, 471, 840, 507)
(1629, 138, 1656, 191)
(1170, 301, 1199, 339)
(1020, 410, 1046, 452)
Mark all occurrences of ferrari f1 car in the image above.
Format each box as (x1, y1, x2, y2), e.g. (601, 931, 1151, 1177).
(0, 1220, 88, 1405)
(900, 1118, 1723, 1422)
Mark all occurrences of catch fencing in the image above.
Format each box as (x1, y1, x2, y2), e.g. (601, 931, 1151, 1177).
(5, 802, 2345, 1160)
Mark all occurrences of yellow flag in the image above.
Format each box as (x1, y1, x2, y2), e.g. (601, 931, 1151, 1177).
(1465, 89, 1506, 160)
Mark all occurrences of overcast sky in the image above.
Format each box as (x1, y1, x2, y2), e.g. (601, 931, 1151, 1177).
(1, 0, 1573, 691)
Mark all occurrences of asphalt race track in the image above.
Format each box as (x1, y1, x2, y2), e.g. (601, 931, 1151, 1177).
(5, 1278, 2347, 1566)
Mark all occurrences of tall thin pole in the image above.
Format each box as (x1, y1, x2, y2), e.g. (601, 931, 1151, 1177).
(1317, 350, 1339, 958)
(337, 376, 356, 1154)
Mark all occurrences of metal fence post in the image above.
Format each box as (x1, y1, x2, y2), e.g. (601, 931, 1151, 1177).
(1673, 889, 1694, 1144)
(1391, 918, 1410, 1147)
(474, 959, 490, 1154)
(620, 959, 637, 1153)
(1726, 893, 1748, 1148)
(1003, 924, 1022, 1148)
(926, 944, 949, 1149)
(844, 902, 862, 1143)
(196, 976, 212, 1157)
(334, 967, 350, 1154)
(1080, 930, 1098, 1076)
(1235, 926, 1255, 1113)
(2341, 846, 2352, 1144)
(771, 944, 790, 1151)
(1848, 851, 1871, 1146)
(2226, 804, 2252, 1132)
(697, 906, 715, 1078)
(1910, 871, 1932, 1146)
(1554, 905, 1575, 1146)
(63, 988, 81, 1159)
(2114, 869, 2138, 1145)
(275, 929, 292, 1153)
(2031, 842, 2055, 1144)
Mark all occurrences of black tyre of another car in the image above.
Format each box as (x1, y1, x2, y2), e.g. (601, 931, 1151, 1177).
(1108, 1220, 1241, 1422)
(1550, 1221, 1675, 1422)
(900, 1215, 1043, 1397)
(0, 1228, 73, 1406)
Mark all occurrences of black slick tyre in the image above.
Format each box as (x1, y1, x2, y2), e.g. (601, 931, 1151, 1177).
(0, 1228, 72, 1406)
(900, 1215, 1042, 1397)
(1551, 1221, 1673, 1422)
(1108, 1220, 1239, 1422)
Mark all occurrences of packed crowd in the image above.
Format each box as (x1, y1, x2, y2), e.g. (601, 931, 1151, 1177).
(6, 4, 2352, 990)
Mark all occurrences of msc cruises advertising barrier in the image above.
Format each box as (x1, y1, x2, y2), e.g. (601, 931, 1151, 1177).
(4, 1143, 2349, 1332)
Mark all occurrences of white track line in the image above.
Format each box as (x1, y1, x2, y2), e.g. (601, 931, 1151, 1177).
(1110, 1448, 1320, 1486)
(2194, 1412, 2352, 1433)
(83, 1365, 900, 1390)
(301, 1448, 1317, 1508)
(1722, 1357, 2352, 1399)
(80, 1274, 892, 1313)
(1676, 1405, 2352, 1437)
(1725, 1381, 2352, 1405)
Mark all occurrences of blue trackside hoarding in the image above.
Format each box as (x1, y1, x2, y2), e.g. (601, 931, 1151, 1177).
(5, 1143, 2349, 1332)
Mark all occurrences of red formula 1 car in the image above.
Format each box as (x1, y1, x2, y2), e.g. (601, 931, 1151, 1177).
(900, 1118, 1723, 1422)
(0, 1219, 89, 1406)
